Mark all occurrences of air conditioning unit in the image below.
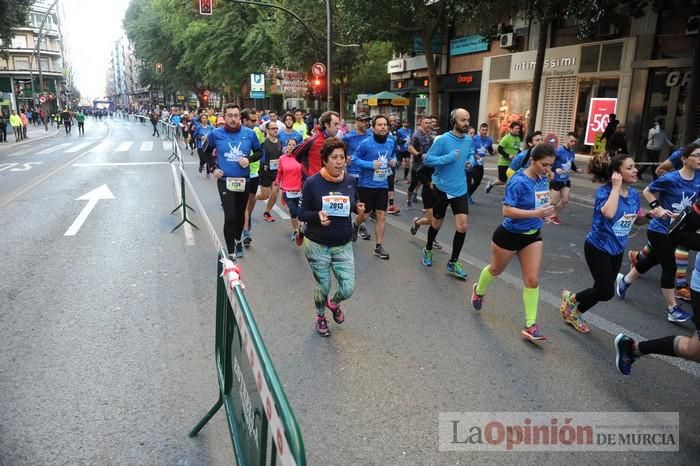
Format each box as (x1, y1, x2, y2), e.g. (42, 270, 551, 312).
(500, 33, 514, 49)
(687, 16, 699, 35)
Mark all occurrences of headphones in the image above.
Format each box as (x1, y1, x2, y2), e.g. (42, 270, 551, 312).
(449, 109, 457, 127)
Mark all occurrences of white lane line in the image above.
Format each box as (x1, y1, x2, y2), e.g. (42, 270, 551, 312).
(170, 163, 195, 247)
(65, 141, 93, 153)
(36, 142, 72, 154)
(272, 205, 290, 220)
(139, 141, 153, 151)
(7, 148, 33, 157)
(72, 161, 199, 167)
(115, 141, 133, 152)
(381, 214, 700, 378)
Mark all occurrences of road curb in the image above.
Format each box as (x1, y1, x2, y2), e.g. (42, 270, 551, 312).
(2, 128, 62, 147)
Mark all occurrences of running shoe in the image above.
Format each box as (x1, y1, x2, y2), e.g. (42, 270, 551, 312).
(614, 333, 638, 375)
(263, 211, 275, 222)
(351, 222, 359, 242)
(315, 315, 331, 337)
(559, 290, 577, 319)
(410, 217, 420, 236)
(326, 297, 345, 324)
(485, 180, 494, 194)
(242, 230, 252, 247)
(615, 273, 629, 299)
(407, 199, 413, 210)
(235, 242, 244, 258)
(387, 204, 400, 215)
(446, 260, 467, 279)
(295, 229, 304, 247)
(374, 245, 390, 260)
(565, 309, 591, 334)
(422, 248, 433, 267)
(290, 231, 297, 241)
(433, 240, 442, 250)
(549, 215, 562, 225)
(358, 223, 371, 240)
(667, 305, 693, 322)
(675, 286, 691, 302)
(521, 324, 547, 341)
(471, 283, 484, 310)
(628, 250, 639, 268)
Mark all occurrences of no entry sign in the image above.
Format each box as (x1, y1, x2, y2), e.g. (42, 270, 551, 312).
(311, 62, 326, 77)
(585, 98, 617, 146)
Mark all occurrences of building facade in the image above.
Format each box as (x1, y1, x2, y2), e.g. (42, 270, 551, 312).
(107, 35, 146, 110)
(0, 0, 68, 115)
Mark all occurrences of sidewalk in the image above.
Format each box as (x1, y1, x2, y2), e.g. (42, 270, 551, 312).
(0, 123, 61, 147)
(481, 154, 650, 207)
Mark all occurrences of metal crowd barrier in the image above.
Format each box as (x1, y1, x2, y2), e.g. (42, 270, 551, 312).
(133, 118, 307, 465)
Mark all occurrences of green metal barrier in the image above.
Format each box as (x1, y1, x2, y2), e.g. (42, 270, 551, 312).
(189, 251, 306, 466)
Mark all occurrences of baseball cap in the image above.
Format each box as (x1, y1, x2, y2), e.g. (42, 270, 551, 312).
(355, 112, 371, 121)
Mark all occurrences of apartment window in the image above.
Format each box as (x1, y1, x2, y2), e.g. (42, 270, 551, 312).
(11, 35, 27, 49)
(40, 58, 50, 71)
(14, 57, 30, 70)
(579, 45, 600, 73)
(600, 42, 623, 72)
(0, 58, 8, 70)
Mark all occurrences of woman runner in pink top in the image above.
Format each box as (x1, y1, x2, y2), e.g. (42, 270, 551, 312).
(275, 139, 304, 240)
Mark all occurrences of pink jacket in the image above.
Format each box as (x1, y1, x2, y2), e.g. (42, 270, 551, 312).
(274, 154, 303, 192)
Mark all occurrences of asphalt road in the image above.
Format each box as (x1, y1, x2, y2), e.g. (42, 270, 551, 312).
(1, 118, 698, 465)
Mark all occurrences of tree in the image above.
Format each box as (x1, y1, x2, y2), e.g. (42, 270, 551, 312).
(347, 41, 392, 99)
(0, 0, 33, 54)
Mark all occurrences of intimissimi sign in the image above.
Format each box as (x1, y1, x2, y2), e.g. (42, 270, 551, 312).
(513, 57, 577, 71)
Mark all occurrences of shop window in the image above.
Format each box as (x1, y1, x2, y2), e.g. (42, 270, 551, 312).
(580, 45, 600, 73)
(487, 82, 531, 139)
(490, 55, 511, 80)
(574, 78, 620, 151)
(600, 43, 623, 72)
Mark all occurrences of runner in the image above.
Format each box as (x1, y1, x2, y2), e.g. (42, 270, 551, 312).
(192, 113, 214, 176)
(278, 112, 303, 148)
(615, 143, 700, 322)
(386, 113, 401, 215)
(397, 119, 413, 182)
(61, 107, 72, 135)
(506, 131, 543, 180)
(275, 139, 303, 240)
(548, 132, 581, 225)
(471, 143, 557, 341)
(298, 137, 365, 337)
(293, 109, 309, 139)
(342, 112, 373, 240)
(351, 114, 397, 259)
(420, 108, 474, 278)
(406, 115, 432, 210)
(76, 109, 86, 135)
(469, 123, 495, 200)
(241, 108, 262, 247)
(257, 120, 283, 222)
(149, 109, 160, 137)
(208, 104, 262, 259)
(485, 121, 522, 193)
(293, 111, 340, 179)
(559, 154, 643, 334)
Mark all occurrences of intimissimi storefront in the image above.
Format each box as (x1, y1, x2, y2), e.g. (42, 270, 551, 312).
(478, 38, 636, 150)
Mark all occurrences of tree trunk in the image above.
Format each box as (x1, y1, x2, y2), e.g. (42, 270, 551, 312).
(422, 29, 440, 118)
(527, 18, 549, 134)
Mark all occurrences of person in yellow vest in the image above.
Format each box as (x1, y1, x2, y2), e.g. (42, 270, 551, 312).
(292, 109, 308, 139)
(9, 110, 23, 142)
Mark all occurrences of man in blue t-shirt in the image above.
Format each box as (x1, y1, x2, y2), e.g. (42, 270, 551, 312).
(470, 122, 495, 197)
(342, 112, 373, 240)
(548, 131, 580, 225)
(397, 119, 413, 182)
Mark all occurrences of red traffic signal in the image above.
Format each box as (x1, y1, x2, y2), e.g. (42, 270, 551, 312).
(199, 0, 212, 15)
(314, 79, 321, 86)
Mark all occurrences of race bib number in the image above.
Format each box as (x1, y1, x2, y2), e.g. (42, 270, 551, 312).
(322, 195, 351, 217)
(226, 177, 246, 192)
(269, 159, 279, 170)
(534, 190, 550, 208)
(373, 166, 389, 182)
(286, 190, 301, 199)
(612, 212, 636, 237)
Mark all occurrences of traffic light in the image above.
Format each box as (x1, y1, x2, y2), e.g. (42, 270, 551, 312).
(199, 0, 212, 15)
(155, 63, 164, 74)
(313, 78, 322, 94)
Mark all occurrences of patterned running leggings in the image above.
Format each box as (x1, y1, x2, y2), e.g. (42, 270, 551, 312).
(303, 239, 355, 316)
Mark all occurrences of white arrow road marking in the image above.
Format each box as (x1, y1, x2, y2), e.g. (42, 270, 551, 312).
(9, 162, 43, 171)
(63, 184, 115, 236)
(36, 143, 72, 154)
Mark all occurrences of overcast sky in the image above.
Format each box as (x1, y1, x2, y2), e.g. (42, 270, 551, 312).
(61, 0, 132, 100)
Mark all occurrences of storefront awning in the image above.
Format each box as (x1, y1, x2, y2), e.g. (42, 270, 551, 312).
(367, 91, 409, 107)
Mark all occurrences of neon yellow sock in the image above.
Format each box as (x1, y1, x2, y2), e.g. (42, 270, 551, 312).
(476, 266, 495, 296)
(523, 287, 539, 327)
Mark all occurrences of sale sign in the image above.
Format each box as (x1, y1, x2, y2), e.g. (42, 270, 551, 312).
(585, 98, 617, 146)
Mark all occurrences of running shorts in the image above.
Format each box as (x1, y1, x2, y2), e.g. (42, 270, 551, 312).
(432, 188, 468, 219)
(358, 187, 389, 213)
(492, 225, 542, 251)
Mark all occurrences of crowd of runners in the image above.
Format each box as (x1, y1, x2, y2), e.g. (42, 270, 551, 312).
(156, 103, 700, 376)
